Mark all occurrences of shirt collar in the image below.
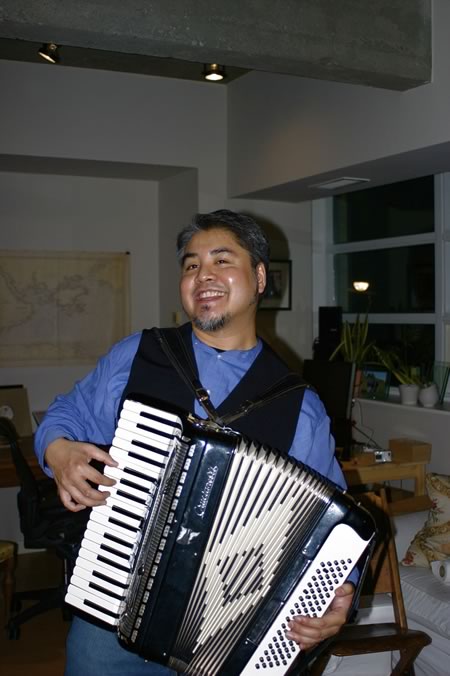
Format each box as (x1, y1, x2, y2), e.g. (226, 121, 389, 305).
(192, 333, 262, 361)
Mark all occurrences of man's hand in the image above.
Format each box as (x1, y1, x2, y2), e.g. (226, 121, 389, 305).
(45, 437, 118, 512)
(286, 583, 354, 650)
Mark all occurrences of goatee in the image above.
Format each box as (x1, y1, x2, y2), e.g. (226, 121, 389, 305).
(193, 313, 231, 332)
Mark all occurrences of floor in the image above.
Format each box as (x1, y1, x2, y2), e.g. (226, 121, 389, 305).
(1, 550, 69, 676)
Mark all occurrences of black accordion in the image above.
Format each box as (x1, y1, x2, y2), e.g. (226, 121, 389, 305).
(66, 394, 375, 675)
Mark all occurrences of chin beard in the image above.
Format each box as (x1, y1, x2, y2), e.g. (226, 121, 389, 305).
(193, 312, 231, 332)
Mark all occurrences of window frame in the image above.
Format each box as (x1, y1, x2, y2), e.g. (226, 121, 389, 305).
(312, 174, 449, 363)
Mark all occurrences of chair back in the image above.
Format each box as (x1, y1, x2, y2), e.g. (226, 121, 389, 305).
(0, 417, 88, 554)
(357, 489, 408, 629)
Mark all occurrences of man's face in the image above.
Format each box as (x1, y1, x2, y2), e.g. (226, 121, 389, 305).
(180, 228, 266, 334)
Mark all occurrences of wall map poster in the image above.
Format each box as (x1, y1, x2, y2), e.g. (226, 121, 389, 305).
(0, 250, 130, 366)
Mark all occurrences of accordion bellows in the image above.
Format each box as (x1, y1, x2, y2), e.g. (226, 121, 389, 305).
(66, 395, 375, 675)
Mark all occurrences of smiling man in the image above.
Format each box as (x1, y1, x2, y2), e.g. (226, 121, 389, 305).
(35, 209, 354, 676)
(179, 223, 266, 346)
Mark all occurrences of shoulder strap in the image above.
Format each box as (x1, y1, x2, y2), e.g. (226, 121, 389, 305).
(219, 373, 310, 426)
(153, 327, 221, 423)
(153, 327, 310, 427)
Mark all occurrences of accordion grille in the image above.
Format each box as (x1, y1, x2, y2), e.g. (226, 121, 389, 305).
(173, 437, 333, 675)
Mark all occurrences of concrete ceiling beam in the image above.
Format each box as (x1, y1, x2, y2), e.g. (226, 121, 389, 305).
(0, 0, 431, 90)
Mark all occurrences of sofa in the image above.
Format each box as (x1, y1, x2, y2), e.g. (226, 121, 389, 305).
(323, 508, 450, 675)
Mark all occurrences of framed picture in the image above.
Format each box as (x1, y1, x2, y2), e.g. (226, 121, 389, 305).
(260, 260, 292, 310)
(359, 365, 391, 400)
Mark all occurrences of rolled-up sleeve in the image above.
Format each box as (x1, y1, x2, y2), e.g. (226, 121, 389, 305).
(35, 332, 141, 475)
(288, 388, 346, 488)
(289, 388, 359, 586)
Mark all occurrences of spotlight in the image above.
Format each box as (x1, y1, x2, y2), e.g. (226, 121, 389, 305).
(353, 281, 370, 292)
(38, 43, 60, 64)
(203, 63, 226, 82)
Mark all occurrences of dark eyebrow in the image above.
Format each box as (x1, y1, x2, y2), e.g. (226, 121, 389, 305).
(210, 247, 235, 256)
(181, 246, 236, 266)
(181, 251, 197, 266)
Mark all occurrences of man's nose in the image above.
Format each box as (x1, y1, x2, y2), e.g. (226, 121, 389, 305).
(196, 262, 215, 282)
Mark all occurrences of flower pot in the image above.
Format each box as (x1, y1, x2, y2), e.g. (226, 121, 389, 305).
(418, 382, 439, 408)
(399, 383, 419, 406)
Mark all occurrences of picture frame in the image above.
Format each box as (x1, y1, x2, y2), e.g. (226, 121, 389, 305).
(359, 365, 391, 400)
(260, 260, 292, 311)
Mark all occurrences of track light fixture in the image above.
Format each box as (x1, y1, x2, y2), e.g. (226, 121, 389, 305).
(38, 43, 60, 64)
(203, 63, 226, 82)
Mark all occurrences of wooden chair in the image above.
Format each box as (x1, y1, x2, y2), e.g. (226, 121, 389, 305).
(0, 540, 16, 622)
(309, 489, 431, 676)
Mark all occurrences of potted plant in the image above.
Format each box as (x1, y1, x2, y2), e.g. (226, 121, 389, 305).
(417, 363, 440, 407)
(373, 347, 421, 405)
(329, 314, 374, 366)
(329, 314, 374, 397)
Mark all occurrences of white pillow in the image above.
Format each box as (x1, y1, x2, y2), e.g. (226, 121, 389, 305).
(392, 510, 428, 561)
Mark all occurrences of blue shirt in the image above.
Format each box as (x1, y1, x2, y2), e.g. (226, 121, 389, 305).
(35, 330, 345, 489)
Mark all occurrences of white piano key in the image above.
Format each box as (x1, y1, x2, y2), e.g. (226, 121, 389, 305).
(84, 523, 135, 556)
(93, 503, 142, 529)
(99, 487, 149, 519)
(74, 551, 130, 586)
(118, 415, 179, 444)
(105, 465, 156, 493)
(98, 481, 150, 509)
(69, 574, 125, 606)
(114, 427, 171, 457)
(86, 518, 136, 547)
(72, 563, 128, 596)
(110, 444, 166, 479)
(89, 509, 141, 542)
(109, 446, 161, 479)
(65, 588, 120, 626)
(77, 545, 131, 580)
(67, 581, 122, 611)
(123, 398, 182, 428)
(80, 536, 133, 571)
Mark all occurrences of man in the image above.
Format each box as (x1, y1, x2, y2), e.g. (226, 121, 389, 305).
(36, 209, 354, 676)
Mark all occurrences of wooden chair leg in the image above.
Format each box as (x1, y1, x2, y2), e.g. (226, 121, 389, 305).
(391, 647, 423, 676)
(307, 650, 332, 676)
(3, 555, 15, 622)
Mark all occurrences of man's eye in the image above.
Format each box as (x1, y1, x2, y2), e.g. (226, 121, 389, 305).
(217, 259, 229, 265)
(185, 263, 197, 271)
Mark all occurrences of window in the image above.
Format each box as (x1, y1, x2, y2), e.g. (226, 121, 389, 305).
(312, 175, 446, 372)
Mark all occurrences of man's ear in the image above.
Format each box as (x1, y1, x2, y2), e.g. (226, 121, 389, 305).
(256, 262, 267, 295)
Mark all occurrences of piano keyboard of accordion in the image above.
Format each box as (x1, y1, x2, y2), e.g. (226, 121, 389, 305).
(66, 394, 375, 676)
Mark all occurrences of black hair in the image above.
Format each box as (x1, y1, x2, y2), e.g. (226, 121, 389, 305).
(176, 209, 270, 276)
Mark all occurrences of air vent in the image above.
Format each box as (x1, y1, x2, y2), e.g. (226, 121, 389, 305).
(310, 177, 370, 190)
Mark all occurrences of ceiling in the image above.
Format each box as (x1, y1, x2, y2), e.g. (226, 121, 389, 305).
(0, 1, 439, 202)
(0, 37, 247, 84)
(0, 1, 431, 90)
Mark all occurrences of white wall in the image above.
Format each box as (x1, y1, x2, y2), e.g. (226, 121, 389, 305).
(227, 0, 450, 197)
(158, 169, 198, 328)
(0, 60, 227, 204)
(0, 170, 159, 410)
(227, 198, 313, 367)
(353, 398, 450, 476)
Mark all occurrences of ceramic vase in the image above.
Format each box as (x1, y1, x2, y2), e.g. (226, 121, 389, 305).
(399, 383, 419, 406)
(418, 382, 439, 408)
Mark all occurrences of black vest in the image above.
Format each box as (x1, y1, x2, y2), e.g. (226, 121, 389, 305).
(121, 323, 307, 455)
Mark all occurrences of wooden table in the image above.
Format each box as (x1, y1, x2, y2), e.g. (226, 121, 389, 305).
(341, 458, 431, 515)
(0, 435, 45, 488)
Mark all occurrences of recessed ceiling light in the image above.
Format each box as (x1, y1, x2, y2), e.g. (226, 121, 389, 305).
(310, 177, 370, 190)
(38, 43, 60, 64)
(203, 63, 226, 81)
